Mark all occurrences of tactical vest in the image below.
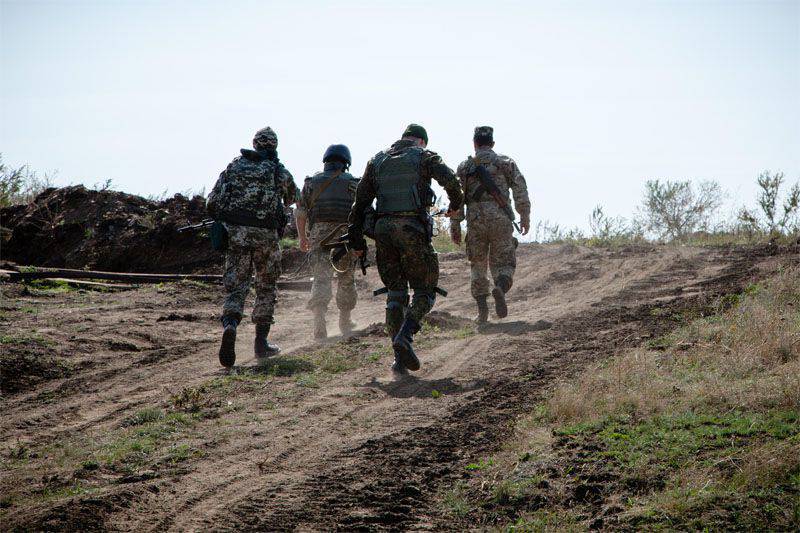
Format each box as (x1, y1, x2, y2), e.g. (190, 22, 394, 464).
(373, 146, 424, 214)
(308, 171, 354, 225)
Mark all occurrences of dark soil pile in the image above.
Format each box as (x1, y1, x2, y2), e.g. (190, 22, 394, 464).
(0, 186, 303, 273)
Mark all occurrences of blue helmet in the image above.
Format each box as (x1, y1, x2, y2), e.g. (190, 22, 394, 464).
(322, 144, 352, 167)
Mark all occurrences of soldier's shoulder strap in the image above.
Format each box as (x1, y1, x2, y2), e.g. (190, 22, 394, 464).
(306, 171, 341, 211)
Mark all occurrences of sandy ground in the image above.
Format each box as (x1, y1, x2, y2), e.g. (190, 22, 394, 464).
(0, 243, 784, 531)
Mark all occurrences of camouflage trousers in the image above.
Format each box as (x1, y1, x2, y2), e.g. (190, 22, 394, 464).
(307, 222, 357, 312)
(221, 224, 282, 325)
(374, 215, 438, 338)
(465, 213, 516, 299)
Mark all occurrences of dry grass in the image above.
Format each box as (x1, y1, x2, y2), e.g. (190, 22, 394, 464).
(546, 267, 800, 425)
(456, 266, 800, 530)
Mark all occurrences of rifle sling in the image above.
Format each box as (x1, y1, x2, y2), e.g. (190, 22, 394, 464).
(471, 164, 508, 209)
(470, 163, 519, 230)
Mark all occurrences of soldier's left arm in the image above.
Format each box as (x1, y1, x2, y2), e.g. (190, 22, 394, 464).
(279, 166, 298, 206)
(422, 151, 463, 212)
(450, 161, 469, 223)
(503, 157, 531, 220)
(206, 162, 233, 217)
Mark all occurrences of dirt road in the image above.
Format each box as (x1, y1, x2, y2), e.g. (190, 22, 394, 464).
(0, 243, 783, 530)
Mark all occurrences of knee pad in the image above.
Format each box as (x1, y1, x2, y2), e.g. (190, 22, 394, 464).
(386, 289, 409, 311)
(411, 289, 436, 309)
(496, 274, 513, 293)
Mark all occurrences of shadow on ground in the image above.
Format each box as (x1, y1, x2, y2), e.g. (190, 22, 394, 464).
(478, 319, 553, 336)
(361, 376, 488, 399)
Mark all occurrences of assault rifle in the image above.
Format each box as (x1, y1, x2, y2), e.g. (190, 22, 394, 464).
(177, 219, 215, 232)
(470, 159, 522, 233)
(373, 286, 448, 298)
(177, 219, 228, 251)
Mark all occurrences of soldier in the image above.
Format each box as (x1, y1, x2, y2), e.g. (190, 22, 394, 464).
(451, 126, 531, 323)
(347, 124, 463, 373)
(295, 144, 359, 340)
(206, 126, 297, 368)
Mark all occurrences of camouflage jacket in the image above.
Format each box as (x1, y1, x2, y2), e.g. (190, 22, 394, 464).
(207, 148, 297, 229)
(453, 147, 530, 224)
(348, 139, 463, 238)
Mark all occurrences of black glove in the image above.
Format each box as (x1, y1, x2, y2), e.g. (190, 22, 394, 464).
(347, 233, 367, 252)
(345, 224, 367, 252)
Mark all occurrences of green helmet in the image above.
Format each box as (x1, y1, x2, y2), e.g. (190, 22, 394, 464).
(402, 123, 428, 145)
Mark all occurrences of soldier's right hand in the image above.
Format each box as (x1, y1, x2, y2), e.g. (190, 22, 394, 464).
(300, 237, 310, 252)
(520, 216, 531, 236)
(342, 232, 367, 257)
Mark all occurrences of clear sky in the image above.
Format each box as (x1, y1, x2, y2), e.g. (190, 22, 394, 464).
(2, 0, 798, 230)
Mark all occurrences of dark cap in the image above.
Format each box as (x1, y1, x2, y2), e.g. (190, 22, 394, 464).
(402, 123, 428, 145)
(473, 126, 493, 144)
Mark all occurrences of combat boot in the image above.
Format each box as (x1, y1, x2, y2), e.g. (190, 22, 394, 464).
(339, 309, 355, 337)
(254, 323, 280, 359)
(492, 274, 512, 319)
(392, 317, 421, 371)
(219, 316, 238, 368)
(313, 308, 327, 340)
(475, 296, 489, 324)
(391, 358, 409, 375)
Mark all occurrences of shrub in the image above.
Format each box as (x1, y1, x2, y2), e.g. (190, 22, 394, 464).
(638, 179, 724, 241)
(0, 154, 54, 207)
(737, 170, 800, 237)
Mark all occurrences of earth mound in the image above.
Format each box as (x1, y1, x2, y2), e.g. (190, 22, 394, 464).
(0, 186, 301, 273)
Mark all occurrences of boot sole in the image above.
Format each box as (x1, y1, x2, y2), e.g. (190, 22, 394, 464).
(492, 287, 508, 318)
(392, 340, 420, 371)
(219, 328, 236, 368)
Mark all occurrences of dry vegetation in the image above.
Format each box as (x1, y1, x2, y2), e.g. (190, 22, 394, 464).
(548, 269, 800, 422)
(445, 267, 800, 531)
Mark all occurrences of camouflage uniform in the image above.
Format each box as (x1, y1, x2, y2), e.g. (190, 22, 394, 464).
(349, 138, 463, 338)
(296, 168, 359, 313)
(454, 138, 530, 300)
(207, 127, 297, 326)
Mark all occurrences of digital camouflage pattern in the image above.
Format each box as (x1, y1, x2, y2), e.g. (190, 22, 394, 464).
(221, 224, 283, 324)
(210, 130, 297, 325)
(206, 150, 296, 228)
(305, 222, 357, 312)
(253, 126, 278, 150)
(349, 138, 463, 338)
(454, 146, 530, 298)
